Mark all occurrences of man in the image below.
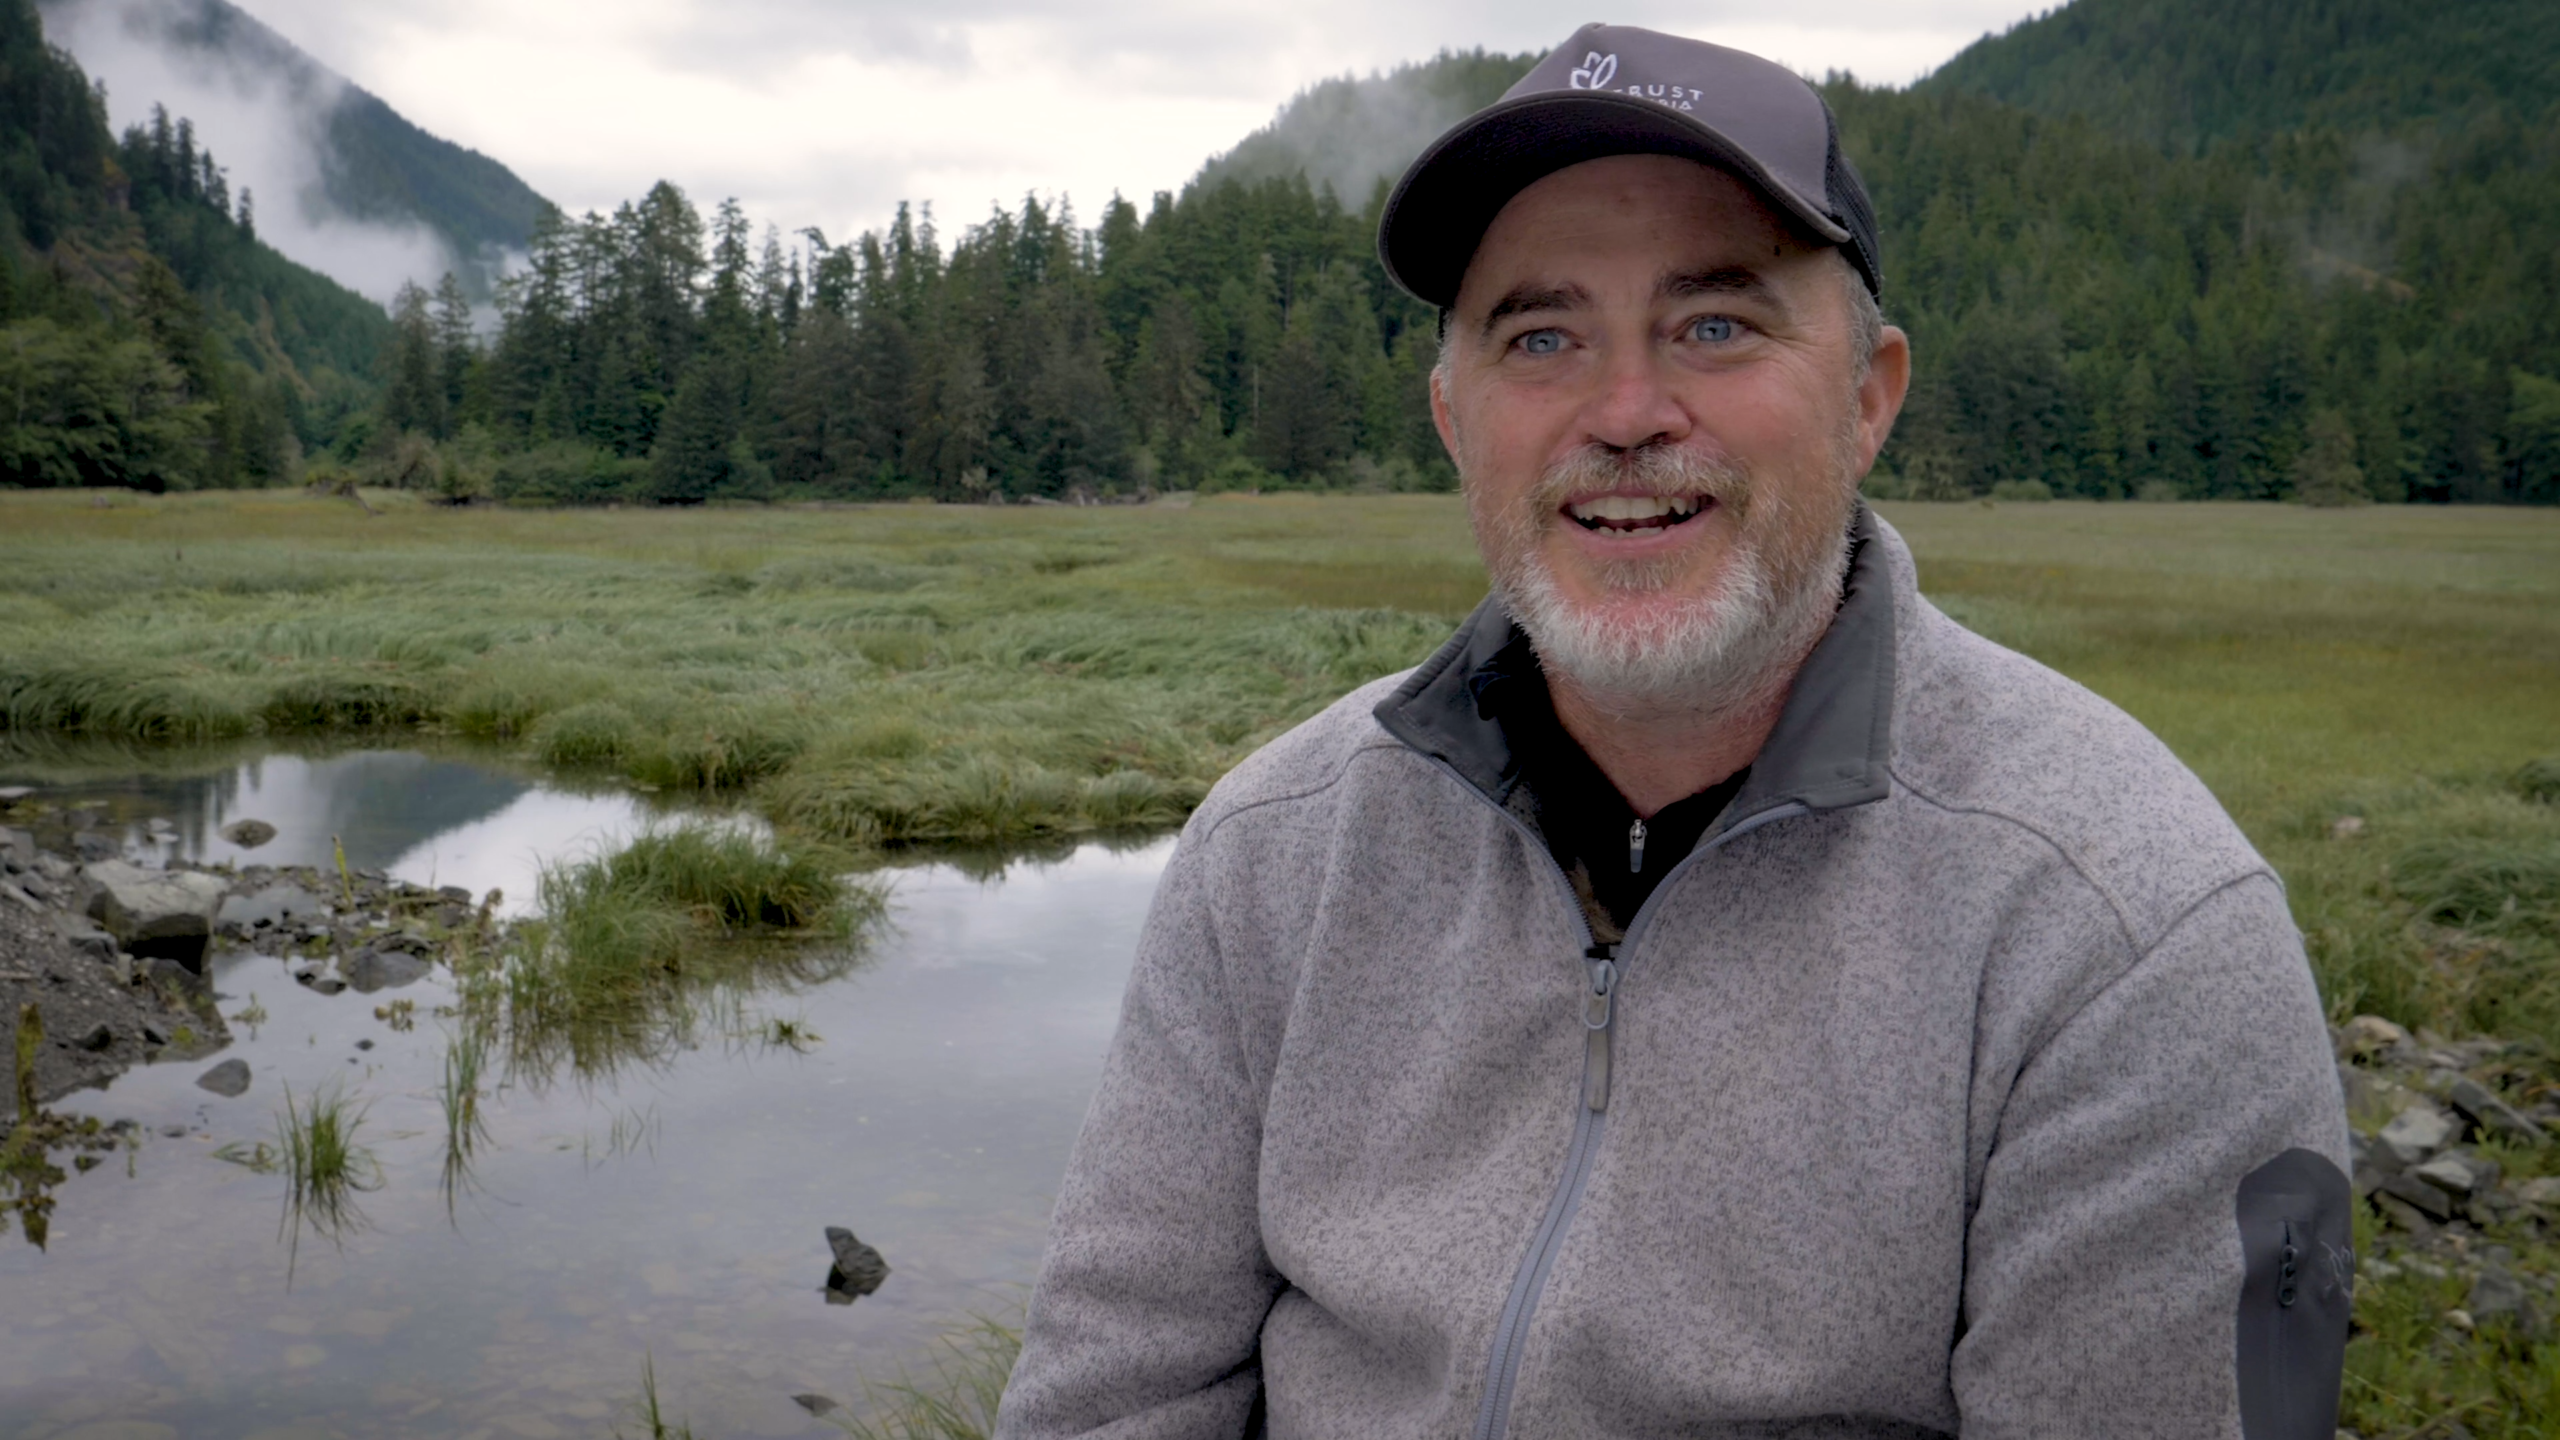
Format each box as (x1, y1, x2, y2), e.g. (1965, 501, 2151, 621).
(997, 24, 2350, 1440)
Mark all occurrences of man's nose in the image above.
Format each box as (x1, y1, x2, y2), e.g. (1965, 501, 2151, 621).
(1579, 340, 1691, 454)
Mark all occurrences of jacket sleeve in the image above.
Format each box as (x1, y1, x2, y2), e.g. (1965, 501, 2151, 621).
(994, 826, 1280, 1439)
(1953, 872, 2353, 1440)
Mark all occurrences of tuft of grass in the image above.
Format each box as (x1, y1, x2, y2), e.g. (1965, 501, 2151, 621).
(831, 1315, 1022, 1440)
(274, 1080, 382, 1276)
(494, 824, 881, 1082)
(532, 701, 640, 767)
(2394, 837, 2560, 939)
(621, 1353, 697, 1440)
(438, 1023, 494, 1216)
(2511, 756, 2560, 806)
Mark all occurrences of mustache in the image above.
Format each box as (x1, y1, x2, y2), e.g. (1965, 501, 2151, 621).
(1530, 442, 1755, 515)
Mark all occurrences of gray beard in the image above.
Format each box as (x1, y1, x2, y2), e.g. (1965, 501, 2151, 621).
(1477, 442, 1855, 712)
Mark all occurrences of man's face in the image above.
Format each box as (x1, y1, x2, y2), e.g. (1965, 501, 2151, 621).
(1432, 154, 1907, 702)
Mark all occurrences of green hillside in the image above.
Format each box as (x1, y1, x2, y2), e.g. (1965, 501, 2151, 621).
(0, 0, 387, 489)
(38, 0, 551, 270)
(1196, 50, 1536, 204)
(1922, 0, 2560, 148)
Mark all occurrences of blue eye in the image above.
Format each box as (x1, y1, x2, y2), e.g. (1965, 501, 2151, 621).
(1688, 316, 1738, 343)
(1518, 329, 1565, 356)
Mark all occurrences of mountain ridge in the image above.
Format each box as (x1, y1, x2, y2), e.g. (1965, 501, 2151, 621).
(38, 0, 552, 290)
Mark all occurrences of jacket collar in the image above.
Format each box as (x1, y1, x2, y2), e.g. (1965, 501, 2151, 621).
(1373, 504, 1897, 839)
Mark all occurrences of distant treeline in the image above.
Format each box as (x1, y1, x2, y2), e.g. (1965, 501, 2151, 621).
(364, 176, 1444, 504)
(373, 54, 2560, 507)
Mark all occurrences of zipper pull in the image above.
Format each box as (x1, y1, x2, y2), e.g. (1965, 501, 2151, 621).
(1628, 817, 1647, 874)
(1583, 952, 1618, 1113)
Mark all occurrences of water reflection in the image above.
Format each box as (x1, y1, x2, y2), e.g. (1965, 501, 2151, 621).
(0, 743, 1171, 1437)
(0, 742, 674, 915)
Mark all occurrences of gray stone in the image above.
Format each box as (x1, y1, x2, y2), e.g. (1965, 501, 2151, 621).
(293, 968, 347, 996)
(0, 880, 42, 914)
(2378, 1104, 2458, 1167)
(344, 947, 431, 993)
(2470, 1264, 2532, 1326)
(2518, 1177, 2560, 1207)
(2449, 1076, 2547, 1146)
(71, 832, 118, 862)
(219, 819, 278, 848)
(83, 860, 227, 946)
(143, 957, 206, 991)
(0, 786, 33, 804)
(2376, 1171, 2458, 1223)
(144, 817, 176, 837)
(74, 1023, 113, 1051)
(791, 1394, 842, 1417)
(195, 1058, 251, 1097)
(2412, 1153, 2485, 1199)
(57, 922, 118, 964)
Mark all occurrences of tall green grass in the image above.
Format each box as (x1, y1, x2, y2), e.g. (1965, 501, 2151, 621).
(485, 824, 883, 1082)
(0, 492, 1474, 849)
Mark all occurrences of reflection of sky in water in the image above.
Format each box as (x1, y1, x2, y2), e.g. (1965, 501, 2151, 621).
(3, 750, 670, 915)
(0, 749, 1172, 1437)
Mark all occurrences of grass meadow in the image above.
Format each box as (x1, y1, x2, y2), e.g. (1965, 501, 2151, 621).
(3, 488, 2557, 1432)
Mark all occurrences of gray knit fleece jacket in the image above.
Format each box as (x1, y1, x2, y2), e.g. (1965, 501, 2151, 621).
(997, 511, 2353, 1440)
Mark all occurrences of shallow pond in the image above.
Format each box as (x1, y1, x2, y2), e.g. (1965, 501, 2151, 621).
(0, 748, 1165, 1438)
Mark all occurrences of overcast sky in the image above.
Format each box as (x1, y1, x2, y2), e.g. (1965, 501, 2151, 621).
(191, 0, 2040, 249)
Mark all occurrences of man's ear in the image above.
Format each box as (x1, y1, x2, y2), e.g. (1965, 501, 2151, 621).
(1430, 363, 1461, 468)
(1856, 325, 1912, 473)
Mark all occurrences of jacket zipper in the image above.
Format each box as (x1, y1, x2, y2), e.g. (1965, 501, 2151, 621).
(1424, 761, 1811, 1440)
(1628, 818, 1647, 874)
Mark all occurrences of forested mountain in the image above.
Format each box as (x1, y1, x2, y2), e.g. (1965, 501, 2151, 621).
(0, 0, 387, 489)
(1923, 0, 2560, 146)
(14, 0, 2557, 505)
(38, 0, 551, 281)
(1872, 0, 2560, 503)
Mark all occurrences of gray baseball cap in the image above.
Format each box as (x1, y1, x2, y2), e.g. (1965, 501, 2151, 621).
(1378, 23, 1882, 308)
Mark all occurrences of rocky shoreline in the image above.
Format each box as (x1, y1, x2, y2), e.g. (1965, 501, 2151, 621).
(2, 787, 492, 1120)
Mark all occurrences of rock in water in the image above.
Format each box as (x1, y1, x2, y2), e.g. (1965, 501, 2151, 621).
(196, 1058, 251, 1096)
(83, 861, 227, 949)
(791, 1394, 842, 1417)
(823, 1226, 890, 1304)
(345, 946, 432, 993)
(220, 819, 278, 848)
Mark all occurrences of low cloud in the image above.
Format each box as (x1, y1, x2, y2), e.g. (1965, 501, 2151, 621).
(43, 0, 456, 308)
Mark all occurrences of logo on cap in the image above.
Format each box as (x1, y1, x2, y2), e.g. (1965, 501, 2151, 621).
(1568, 52, 1617, 91)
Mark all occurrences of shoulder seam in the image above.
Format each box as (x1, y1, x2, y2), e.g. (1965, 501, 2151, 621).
(1885, 761, 2270, 955)
(2035, 869, 2288, 1063)
(1194, 737, 1410, 847)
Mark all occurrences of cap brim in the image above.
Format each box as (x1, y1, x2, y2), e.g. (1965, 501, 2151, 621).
(1378, 91, 1853, 310)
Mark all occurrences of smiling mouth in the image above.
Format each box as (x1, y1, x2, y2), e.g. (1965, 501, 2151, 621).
(1564, 494, 1711, 534)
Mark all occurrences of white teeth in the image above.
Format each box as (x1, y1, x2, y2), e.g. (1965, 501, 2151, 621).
(1566, 494, 1703, 523)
